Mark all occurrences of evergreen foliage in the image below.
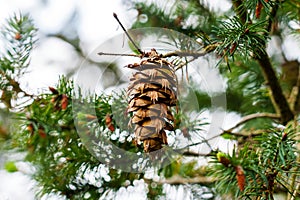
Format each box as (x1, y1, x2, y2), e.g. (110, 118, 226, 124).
(0, 1, 300, 199)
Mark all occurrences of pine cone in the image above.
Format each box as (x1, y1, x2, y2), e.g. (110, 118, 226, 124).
(127, 49, 177, 153)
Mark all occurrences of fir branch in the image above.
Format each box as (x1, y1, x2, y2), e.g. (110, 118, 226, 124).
(288, 60, 300, 112)
(246, 1, 294, 124)
(257, 53, 294, 124)
(181, 151, 208, 157)
(213, 17, 269, 59)
(144, 175, 217, 185)
(287, 121, 300, 199)
(1, 13, 37, 73)
(0, 13, 36, 109)
(218, 0, 294, 124)
(162, 42, 219, 71)
(232, 0, 249, 24)
(225, 112, 280, 133)
(162, 42, 219, 58)
(251, 1, 294, 124)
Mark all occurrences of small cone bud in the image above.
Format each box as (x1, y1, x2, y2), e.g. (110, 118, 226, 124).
(15, 32, 22, 40)
(235, 165, 245, 191)
(27, 124, 34, 136)
(61, 94, 68, 110)
(105, 114, 115, 132)
(38, 128, 47, 138)
(217, 152, 231, 167)
(49, 87, 59, 94)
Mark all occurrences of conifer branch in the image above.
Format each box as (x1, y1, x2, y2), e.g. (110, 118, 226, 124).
(144, 175, 217, 185)
(254, 0, 294, 124)
(181, 151, 212, 157)
(162, 42, 219, 58)
(232, 0, 248, 24)
(240, 0, 294, 124)
(0, 13, 36, 109)
(225, 112, 280, 133)
(256, 49, 294, 125)
(289, 73, 300, 112)
(229, 0, 291, 125)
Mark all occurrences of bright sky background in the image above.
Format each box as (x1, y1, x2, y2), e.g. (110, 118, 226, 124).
(0, 1, 131, 199)
(0, 0, 138, 94)
(0, 0, 299, 199)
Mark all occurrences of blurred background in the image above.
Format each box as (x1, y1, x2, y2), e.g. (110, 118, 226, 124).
(0, 0, 137, 93)
(0, 1, 133, 199)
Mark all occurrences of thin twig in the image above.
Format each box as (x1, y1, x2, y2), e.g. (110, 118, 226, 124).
(225, 113, 280, 133)
(181, 151, 212, 157)
(175, 57, 197, 71)
(97, 52, 140, 57)
(288, 60, 300, 111)
(290, 182, 300, 200)
(173, 134, 220, 157)
(162, 42, 220, 59)
(254, 0, 294, 124)
(113, 13, 143, 55)
(287, 120, 300, 200)
(169, 43, 220, 71)
(144, 175, 217, 185)
(162, 51, 207, 58)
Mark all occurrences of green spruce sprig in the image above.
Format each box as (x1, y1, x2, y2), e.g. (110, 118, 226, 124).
(0, 13, 37, 109)
(209, 125, 299, 199)
(213, 16, 269, 60)
(1, 13, 37, 74)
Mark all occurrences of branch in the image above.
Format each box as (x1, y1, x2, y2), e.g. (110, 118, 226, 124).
(255, 1, 294, 125)
(164, 42, 220, 71)
(0, 71, 33, 109)
(288, 60, 300, 112)
(287, 120, 300, 200)
(181, 151, 212, 157)
(162, 42, 220, 58)
(163, 51, 205, 58)
(225, 113, 280, 133)
(97, 52, 139, 57)
(144, 175, 217, 185)
(97, 42, 220, 72)
(174, 57, 197, 71)
(229, 0, 292, 124)
(257, 52, 294, 125)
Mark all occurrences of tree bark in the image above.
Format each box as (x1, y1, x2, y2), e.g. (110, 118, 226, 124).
(232, 0, 294, 124)
(256, 52, 294, 124)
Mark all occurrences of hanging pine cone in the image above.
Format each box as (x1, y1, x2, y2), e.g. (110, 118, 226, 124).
(127, 49, 177, 153)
